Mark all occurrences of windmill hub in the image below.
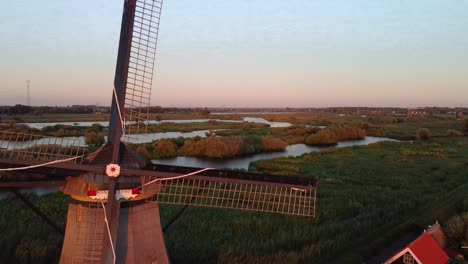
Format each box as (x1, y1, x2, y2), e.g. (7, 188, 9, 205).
(105, 163, 121, 178)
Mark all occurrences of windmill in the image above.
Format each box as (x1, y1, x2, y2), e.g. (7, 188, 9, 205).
(0, 0, 318, 263)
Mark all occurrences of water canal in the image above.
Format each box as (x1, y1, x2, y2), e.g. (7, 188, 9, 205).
(151, 137, 398, 170)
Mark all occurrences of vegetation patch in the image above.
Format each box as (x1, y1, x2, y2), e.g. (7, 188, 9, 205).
(366, 119, 464, 140)
(133, 135, 288, 159)
(305, 125, 366, 145)
(181, 136, 287, 159)
(143, 121, 268, 133)
(0, 192, 69, 263)
(83, 123, 105, 147)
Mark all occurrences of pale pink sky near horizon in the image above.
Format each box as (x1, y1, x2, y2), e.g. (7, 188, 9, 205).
(1, 1, 467, 108)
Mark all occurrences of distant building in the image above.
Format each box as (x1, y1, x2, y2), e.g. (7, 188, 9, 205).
(456, 111, 464, 120)
(407, 108, 432, 119)
(385, 222, 460, 264)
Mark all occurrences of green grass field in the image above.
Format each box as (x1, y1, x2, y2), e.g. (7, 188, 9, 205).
(367, 119, 465, 140)
(154, 137, 468, 263)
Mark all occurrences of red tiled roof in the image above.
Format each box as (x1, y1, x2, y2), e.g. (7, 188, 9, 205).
(408, 232, 449, 264)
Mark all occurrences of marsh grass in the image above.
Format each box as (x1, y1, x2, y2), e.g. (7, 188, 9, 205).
(367, 119, 464, 140)
(145, 121, 268, 133)
(159, 137, 468, 263)
(0, 192, 69, 263)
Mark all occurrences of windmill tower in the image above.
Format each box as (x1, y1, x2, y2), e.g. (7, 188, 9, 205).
(0, 1, 318, 263)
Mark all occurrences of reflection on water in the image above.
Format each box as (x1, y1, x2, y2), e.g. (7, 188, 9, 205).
(152, 137, 399, 170)
(242, 117, 291, 128)
(126, 130, 211, 144)
(212, 111, 301, 115)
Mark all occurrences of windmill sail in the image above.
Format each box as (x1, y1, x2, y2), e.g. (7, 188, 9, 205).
(147, 178, 316, 217)
(142, 165, 317, 217)
(123, 0, 163, 138)
(0, 131, 87, 164)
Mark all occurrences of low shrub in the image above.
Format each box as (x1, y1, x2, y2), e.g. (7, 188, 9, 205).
(305, 125, 366, 145)
(416, 128, 431, 140)
(261, 136, 288, 151)
(285, 126, 319, 137)
(136, 145, 150, 159)
(333, 125, 367, 141)
(443, 212, 468, 259)
(447, 129, 464, 137)
(153, 139, 177, 159)
(84, 123, 105, 147)
(305, 129, 337, 145)
(180, 136, 287, 158)
(84, 131, 105, 147)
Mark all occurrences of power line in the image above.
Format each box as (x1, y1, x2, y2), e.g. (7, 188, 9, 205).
(26, 80, 31, 106)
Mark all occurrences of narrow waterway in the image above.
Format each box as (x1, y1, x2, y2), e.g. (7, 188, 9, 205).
(23, 117, 291, 129)
(5, 117, 292, 149)
(152, 137, 398, 170)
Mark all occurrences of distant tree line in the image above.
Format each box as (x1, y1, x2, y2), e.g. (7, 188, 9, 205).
(0, 105, 100, 115)
(147, 106, 210, 115)
(0, 105, 216, 115)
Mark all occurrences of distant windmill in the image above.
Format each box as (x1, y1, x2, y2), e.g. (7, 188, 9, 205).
(0, 1, 317, 263)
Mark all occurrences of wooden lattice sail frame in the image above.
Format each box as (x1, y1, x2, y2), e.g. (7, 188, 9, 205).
(0, 131, 87, 163)
(142, 165, 317, 217)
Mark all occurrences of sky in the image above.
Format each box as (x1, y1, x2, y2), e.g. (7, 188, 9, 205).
(1, 0, 467, 108)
